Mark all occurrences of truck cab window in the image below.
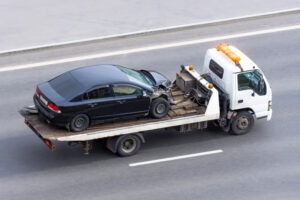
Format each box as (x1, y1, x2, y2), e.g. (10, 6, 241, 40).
(209, 59, 224, 79)
(238, 70, 266, 95)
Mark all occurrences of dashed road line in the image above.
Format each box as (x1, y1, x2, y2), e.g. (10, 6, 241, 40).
(129, 149, 223, 167)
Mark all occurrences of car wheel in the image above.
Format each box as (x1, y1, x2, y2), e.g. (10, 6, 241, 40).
(117, 135, 141, 157)
(70, 114, 90, 132)
(231, 111, 254, 135)
(150, 97, 170, 118)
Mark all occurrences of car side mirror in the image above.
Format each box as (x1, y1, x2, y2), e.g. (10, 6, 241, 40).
(142, 90, 148, 97)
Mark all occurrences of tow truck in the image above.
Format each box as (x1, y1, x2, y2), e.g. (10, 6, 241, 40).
(20, 44, 272, 156)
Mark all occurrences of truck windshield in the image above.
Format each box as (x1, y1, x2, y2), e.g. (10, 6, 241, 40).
(237, 70, 266, 95)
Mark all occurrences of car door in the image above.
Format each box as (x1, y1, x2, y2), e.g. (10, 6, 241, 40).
(112, 84, 151, 117)
(82, 85, 117, 120)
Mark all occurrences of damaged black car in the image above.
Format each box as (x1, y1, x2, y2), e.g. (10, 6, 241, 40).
(34, 64, 172, 131)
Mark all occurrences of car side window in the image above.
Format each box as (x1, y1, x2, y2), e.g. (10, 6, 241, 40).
(113, 85, 142, 96)
(84, 87, 112, 100)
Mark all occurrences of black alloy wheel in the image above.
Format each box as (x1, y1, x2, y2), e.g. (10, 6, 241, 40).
(150, 97, 170, 118)
(70, 114, 90, 132)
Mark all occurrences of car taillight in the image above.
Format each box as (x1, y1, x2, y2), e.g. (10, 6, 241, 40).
(36, 87, 40, 97)
(48, 103, 62, 114)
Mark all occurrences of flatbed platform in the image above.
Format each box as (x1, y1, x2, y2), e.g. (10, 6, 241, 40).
(21, 86, 214, 142)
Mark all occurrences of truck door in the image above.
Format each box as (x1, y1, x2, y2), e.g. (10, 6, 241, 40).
(233, 70, 270, 118)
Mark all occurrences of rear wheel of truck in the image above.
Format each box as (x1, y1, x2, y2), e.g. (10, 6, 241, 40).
(117, 135, 141, 157)
(231, 111, 254, 135)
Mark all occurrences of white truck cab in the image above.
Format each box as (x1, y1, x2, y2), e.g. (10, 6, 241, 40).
(203, 44, 272, 134)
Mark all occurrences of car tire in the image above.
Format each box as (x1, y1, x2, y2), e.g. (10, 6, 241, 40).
(117, 135, 141, 157)
(231, 111, 254, 135)
(150, 97, 170, 118)
(70, 114, 90, 132)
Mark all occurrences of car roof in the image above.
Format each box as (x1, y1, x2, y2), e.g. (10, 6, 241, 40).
(48, 64, 154, 100)
(69, 64, 130, 88)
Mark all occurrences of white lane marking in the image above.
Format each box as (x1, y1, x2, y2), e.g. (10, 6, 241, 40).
(0, 7, 299, 54)
(129, 149, 223, 167)
(1, 24, 300, 73)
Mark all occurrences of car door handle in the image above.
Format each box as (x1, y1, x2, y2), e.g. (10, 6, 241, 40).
(238, 100, 243, 103)
(89, 103, 97, 107)
(117, 100, 126, 104)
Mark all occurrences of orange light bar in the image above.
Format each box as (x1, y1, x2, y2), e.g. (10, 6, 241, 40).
(216, 44, 241, 63)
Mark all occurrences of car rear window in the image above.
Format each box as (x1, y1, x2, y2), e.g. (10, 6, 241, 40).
(49, 72, 84, 100)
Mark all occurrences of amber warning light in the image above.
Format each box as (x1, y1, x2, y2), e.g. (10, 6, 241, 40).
(217, 44, 241, 63)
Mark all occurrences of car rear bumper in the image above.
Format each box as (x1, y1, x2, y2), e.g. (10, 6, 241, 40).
(33, 95, 69, 127)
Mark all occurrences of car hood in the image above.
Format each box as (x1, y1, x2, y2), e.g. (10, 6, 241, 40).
(140, 70, 172, 88)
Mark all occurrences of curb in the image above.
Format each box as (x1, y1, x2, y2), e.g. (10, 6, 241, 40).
(0, 7, 299, 55)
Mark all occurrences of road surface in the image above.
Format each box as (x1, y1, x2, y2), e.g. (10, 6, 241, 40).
(0, 12, 299, 200)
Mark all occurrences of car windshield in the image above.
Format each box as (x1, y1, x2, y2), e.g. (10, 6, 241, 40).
(116, 66, 153, 87)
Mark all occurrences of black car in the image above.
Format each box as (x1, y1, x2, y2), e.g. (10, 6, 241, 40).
(34, 64, 172, 131)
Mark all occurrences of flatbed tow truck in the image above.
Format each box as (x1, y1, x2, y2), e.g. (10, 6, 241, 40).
(20, 44, 272, 156)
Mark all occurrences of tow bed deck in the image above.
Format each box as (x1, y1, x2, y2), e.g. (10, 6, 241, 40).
(21, 88, 219, 139)
(22, 107, 201, 140)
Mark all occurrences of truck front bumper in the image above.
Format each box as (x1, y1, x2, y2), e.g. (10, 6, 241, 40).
(267, 109, 272, 121)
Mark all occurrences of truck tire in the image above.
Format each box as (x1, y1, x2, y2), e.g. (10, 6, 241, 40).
(150, 97, 170, 118)
(70, 114, 90, 132)
(117, 135, 141, 157)
(231, 111, 254, 135)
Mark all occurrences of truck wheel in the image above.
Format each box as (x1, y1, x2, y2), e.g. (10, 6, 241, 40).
(70, 114, 90, 132)
(150, 97, 170, 118)
(231, 111, 254, 135)
(117, 135, 141, 157)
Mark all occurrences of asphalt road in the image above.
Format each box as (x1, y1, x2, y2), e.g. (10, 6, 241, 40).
(0, 16, 300, 200)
